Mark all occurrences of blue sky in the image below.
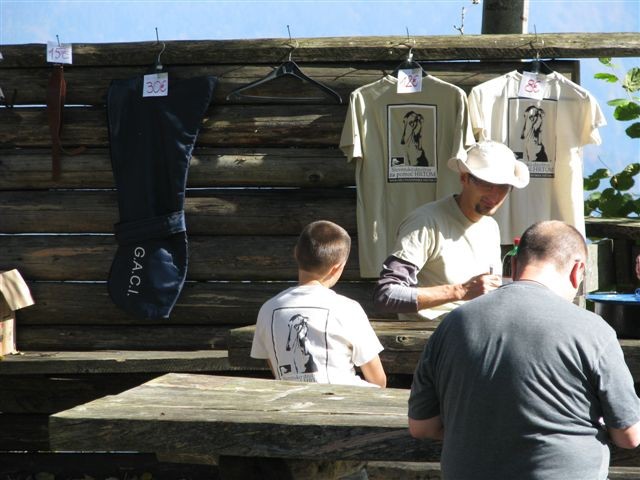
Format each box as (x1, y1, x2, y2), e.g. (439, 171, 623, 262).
(1, 0, 639, 191)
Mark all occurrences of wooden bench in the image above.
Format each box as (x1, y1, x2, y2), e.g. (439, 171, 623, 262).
(1, 35, 640, 475)
(228, 321, 439, 375)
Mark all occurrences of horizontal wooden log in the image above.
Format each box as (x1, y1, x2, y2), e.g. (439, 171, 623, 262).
(586, 218, 640, 242)
(0, 235, 362, 281)
(0, 350, 240, 376)
(0, 373, 157, 413)
(0, 452, 218, 479)
(17, 281, 386, 326)
(0, 148, 353, 190)
(15, 326, 230, 351)
(0, 104, 345, 148)
(229, 323, 640, 381)
(0, 188, 357, 234)
(1, 34, 637, 67)
(229, 322, 435, 375)
(0, 61, 577, 106)
(0, 414, 49, 451)
(49, 373, 441, 461)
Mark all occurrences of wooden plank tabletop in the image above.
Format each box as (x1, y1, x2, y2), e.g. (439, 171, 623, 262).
(49, 373, 440, 462)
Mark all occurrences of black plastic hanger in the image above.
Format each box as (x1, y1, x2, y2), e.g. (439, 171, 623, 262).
(226, 50, 342, 104)
(392, 48, 427, 78)
(520, 56, 555, 75)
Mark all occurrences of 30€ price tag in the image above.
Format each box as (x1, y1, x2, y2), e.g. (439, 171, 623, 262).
(46, 42, 73, 64)
(397, 68, 422, 94)
(143, 72, 169, 97)
(518, 71, 547, 100)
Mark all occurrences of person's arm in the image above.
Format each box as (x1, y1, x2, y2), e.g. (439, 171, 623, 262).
(608, 420, 640, 449)
(408, 415, 444, 440)
(359, 355, 386, 388)
(373, 255, 501, 313)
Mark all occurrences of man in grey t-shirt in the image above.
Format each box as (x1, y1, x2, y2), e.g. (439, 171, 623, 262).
(408, 220, 640, 480)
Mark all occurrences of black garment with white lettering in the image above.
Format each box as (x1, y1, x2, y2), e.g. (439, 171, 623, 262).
(106, 74, 216, 319)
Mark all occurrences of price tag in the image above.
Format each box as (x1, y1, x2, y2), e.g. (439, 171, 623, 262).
(46, 42, 73, 64)
(397, 68, 422, 94)
(518, 71, 547, 100)
(143, 72, 169, 97)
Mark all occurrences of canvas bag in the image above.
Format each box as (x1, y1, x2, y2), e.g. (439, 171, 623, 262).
(107, 74, 216, 319)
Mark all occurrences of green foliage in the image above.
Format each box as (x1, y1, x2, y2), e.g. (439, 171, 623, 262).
(583, 60, 640, 217)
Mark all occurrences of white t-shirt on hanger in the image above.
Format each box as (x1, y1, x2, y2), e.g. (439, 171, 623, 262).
(468, 70, 606, 243)
(340, 74, 474, 277)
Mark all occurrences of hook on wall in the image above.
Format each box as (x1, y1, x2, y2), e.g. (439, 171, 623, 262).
(154, 27, 166, 71)
(285, 25, 299, 61)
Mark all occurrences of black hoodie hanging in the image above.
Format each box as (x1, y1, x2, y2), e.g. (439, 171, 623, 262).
(106, 74, 216, 319)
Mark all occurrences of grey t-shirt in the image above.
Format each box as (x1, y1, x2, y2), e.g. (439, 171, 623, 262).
(409, 281, 640, 480)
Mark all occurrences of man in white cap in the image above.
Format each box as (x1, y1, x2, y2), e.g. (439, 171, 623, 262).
(374, 140, 529, 320)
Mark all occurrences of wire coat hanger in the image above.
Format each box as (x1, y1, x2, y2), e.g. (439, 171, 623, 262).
(226, 28, 342, 104)
(523, 28, 554, 75)
(152, 27, 166, 72)
(392, 30, 427, 78)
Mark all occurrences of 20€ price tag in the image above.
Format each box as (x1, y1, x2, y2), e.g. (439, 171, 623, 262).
(46, 42, 73, 64)
(518, 71, 547, 100)
(397, 68, 422, 94)
(143, 72, 169, 97)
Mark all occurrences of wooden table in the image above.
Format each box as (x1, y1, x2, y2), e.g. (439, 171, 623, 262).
(49, 373, 440, 465)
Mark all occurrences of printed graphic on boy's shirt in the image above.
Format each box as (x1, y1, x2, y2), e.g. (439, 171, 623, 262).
(271, 307, 329, 381)
(507, 98, 558, 178)
(387, 104, 437, 182)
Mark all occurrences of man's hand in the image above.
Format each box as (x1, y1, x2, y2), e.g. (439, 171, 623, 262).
(635, 254, 640, 281)
(459, 273, 502, 300)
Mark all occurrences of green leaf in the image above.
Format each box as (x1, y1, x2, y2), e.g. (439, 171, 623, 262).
(614, 101, 640, 121)
(588, 168, 611, 181)
(584, 177, 600, 191)
(598, 58, 613, 67)
(587, 190, 602, 202)
(608, 98, 630, 107)
(594, 72, 619, 83)
(626, 122, 640, 138)
(611, 172, 635, 191)
(599, 190, 626, 217)
(623, 67, 640, 93)
(619, 199, 637, 217)
(622, 163, 640, 176)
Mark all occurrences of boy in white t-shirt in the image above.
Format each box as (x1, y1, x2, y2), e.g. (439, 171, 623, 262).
(251, 220, 386, 388)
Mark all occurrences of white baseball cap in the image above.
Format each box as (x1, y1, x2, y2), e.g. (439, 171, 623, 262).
(447, 141, 530, 189)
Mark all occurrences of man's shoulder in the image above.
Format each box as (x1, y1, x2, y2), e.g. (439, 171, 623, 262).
(402, 196, 454, 225)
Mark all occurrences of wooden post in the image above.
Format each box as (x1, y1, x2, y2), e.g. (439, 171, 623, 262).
(482, 0, 530, 34)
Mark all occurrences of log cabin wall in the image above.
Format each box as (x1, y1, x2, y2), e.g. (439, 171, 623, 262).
(0, 34, 639, 462)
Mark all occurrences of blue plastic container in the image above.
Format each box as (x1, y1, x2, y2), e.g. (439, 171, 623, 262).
(586, 292, 640, 339)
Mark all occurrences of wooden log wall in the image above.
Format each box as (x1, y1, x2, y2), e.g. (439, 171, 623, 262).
(0, 36, 600, 352)
(1, 34, 639, 457)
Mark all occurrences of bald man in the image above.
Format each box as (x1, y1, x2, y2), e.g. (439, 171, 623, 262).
(408, 220, 640, 480)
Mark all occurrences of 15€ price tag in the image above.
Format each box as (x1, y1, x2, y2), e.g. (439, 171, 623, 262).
(46, 42, 73, 64)
(397, 68, 422, 94)
(143, 72, 169, 97)
(518, 71, 547, 100)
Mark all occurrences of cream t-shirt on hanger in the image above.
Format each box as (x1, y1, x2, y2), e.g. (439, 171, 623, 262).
(468, 70, 606, 243)
(340, 74, 474, 278)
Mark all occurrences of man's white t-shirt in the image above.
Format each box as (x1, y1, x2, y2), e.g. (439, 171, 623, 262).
(340, 74, 474, 277)
(251, 285, 384, 387)
(468, 70, 606, 243)
(391, 195, 502, 320)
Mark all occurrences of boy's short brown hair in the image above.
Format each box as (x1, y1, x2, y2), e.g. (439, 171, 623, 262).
(295, 220, 351, 274)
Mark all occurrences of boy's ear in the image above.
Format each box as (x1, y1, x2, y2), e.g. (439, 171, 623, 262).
(330, 261, 347, 277)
